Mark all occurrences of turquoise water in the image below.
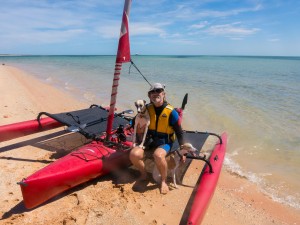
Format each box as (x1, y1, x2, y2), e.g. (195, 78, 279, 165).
(1, 55, 300, 209)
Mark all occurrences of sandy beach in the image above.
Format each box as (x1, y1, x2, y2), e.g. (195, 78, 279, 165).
(0, 65, 299, 225)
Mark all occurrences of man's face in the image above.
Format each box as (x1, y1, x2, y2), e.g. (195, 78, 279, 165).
(148, 89, 165, 107)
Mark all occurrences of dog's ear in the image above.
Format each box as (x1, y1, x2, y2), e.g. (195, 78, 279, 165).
(135, 102, 138, 107)
(143, 100, 146, 105)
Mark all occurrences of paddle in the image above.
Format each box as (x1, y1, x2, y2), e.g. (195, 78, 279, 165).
(181, 93, 188, 110)
(176, 93, 188, 126)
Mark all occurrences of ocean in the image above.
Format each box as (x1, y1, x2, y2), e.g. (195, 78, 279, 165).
(1, 55, 299, 209)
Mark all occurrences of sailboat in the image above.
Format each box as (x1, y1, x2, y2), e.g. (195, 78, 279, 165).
(0, 0, 227, 224)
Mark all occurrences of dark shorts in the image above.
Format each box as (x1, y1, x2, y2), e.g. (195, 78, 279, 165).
(159, 143, 173, 153)
(145, 136, 173, 154)
(144, 142, 173, 159)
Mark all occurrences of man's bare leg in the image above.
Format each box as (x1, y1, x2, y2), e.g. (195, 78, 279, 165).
(153, 148, 169, 194)
(129, 146, 147, 180)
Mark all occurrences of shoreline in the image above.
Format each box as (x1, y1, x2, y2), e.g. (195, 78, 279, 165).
(0, 65, 299, 225)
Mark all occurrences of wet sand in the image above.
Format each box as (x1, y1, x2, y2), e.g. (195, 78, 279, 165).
(0, 65, 299, 225)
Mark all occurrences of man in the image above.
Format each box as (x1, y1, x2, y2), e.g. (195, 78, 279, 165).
(130, 83, 184, 194)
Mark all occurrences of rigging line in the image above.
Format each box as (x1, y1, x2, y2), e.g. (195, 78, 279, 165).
(129, 59, 152, 86)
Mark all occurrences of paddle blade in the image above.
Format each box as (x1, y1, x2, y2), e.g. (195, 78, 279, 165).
(181, 93, 188, 110)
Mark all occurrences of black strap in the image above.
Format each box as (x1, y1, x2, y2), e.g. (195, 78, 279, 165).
(129, 59, 152, 86)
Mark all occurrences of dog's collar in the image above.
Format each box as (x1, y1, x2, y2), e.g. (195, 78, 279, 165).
(175, 150, 184, 161)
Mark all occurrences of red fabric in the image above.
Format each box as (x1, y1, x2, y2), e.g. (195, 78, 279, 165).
(116, 6, 131, 63)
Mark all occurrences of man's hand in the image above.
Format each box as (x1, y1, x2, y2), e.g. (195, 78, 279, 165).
(179, 143, 197, 163)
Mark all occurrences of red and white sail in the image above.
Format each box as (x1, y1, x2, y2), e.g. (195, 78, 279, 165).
(116, 0, 131, 63)
(106, 0, 132, 138)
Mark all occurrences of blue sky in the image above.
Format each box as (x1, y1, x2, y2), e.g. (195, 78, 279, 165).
(0, 0, 299, 56)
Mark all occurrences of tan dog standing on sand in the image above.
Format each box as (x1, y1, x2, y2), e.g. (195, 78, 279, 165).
(152, 143, 197, 188)
(132, 100, 150, 149)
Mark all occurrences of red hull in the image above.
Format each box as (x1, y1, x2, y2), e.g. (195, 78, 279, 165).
(19, 141, 131, 209)
(0, 117, 62, 142)
(187, 132, 227, 225)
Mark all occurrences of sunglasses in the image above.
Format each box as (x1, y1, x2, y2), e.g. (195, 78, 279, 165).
(149, 89, 164, 94)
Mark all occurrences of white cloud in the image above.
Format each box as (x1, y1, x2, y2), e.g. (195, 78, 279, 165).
(205, 23, 260, 39)
(268, 38, 280, 42)
(131, 23, 167, 37)
(189, 21, 209, 30)
(96, 22, 120, 38)
(171, 39, 199, 45)
(96, 22, 167, 39)
(165, 2, 263, 21)
(1, 29, 86, 45)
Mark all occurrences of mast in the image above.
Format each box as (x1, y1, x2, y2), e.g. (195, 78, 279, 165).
(106, 0, 132, 140)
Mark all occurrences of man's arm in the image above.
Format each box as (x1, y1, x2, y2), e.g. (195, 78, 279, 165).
(170, 110, 184, 146)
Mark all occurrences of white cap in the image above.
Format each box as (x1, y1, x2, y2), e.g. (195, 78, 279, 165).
(149, 83, 165, 91)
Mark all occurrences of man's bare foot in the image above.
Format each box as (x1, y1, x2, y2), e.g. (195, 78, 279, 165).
(160, 181, 169, 194)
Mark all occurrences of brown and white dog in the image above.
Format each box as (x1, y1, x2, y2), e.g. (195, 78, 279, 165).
(152, 143, 197, 188)
(132, 100, 150, 149)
